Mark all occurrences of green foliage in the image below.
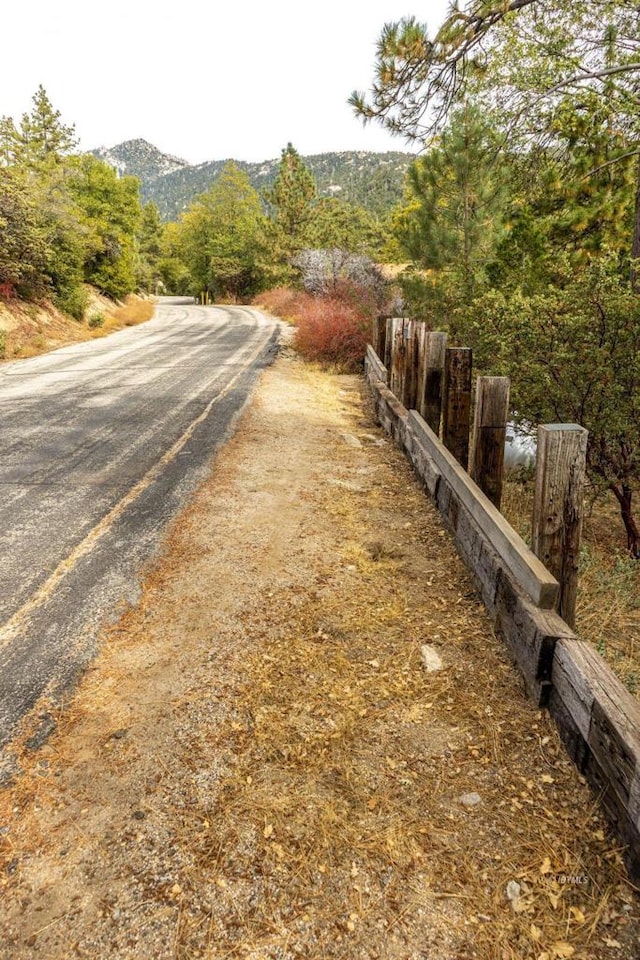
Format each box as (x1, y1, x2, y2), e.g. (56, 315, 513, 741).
(0, 168, 50, 298)
(263, 144, 317, 255)
(453, 255, 640, 530)
(306, 198, 384, 257)
(54, 284, 89, 321)
(137, 202, 164, 291)
(87, 312, 105, 328)
(63, 154, 142, 299)
(1, 85, 76, 168)
(0, 330, 6, 359)
(394, 105, 508, 311)
(173, 162, 267, 301)
(0, 88, 143, 315)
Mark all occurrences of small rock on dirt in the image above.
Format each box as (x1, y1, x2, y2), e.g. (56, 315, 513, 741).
(421, 645, 443, 672)
(459, 792, 482, 808)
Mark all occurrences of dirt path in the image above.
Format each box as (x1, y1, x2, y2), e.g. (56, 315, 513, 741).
(1, 347, 638, 960)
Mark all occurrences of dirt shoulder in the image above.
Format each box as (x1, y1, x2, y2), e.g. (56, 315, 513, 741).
(0, 292, 154, 361)
(0, 347, 638, 960)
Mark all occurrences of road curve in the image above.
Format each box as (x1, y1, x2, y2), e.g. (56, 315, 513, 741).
(0, 299, 279, 758)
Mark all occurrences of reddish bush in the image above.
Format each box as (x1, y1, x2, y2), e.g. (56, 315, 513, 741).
(293, 294, 370, 371)
(253, 287, 307, 321)
(0, 282, 16, 300)
(255, 280, 391, 371)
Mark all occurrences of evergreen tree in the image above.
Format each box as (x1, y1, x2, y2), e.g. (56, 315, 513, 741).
(17, 85, 77, 166)
(393, 105, 507, 314)
(137, 202, 164, 292)
(0, 168, 50, 297)
(0, 117, 20, 167)
(263, 144, 317, 251)
(64, 154, 142, 299)
(176, 162, 267, 301)
(305, 198, 384, 256)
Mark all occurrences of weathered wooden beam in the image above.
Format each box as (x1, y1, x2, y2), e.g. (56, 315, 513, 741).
(532, 424, 588, 628)
(384, 318, 394, 372)
(401, 320, 419, 411)
(471, 376, 510, 510)
(550, 637, 640, 880)
(408, 411, 560, 609)
(419, 331, 447, 435)
(389, 319, 406, 399)
(377, 316, 387, 362)
(364, 345, 388, 386)
(442, 347, 472, 470)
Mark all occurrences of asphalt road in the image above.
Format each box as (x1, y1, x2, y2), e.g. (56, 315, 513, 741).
(0, 299, 279, 759)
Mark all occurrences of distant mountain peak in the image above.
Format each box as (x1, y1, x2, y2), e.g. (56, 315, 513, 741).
(90, 140, 414, 220)
(92, 139, 189, 182)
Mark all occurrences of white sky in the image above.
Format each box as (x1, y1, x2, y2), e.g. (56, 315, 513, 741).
(1, 0, 450, 164)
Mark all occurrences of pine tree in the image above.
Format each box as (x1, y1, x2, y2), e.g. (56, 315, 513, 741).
(394, 105, 507, 301)
(0, 168, 50, 297)
(18, 86, 77, 166)
(175, 162, 267, 301)
(263, 144, 317, 250)
(0, 116, 20, 166)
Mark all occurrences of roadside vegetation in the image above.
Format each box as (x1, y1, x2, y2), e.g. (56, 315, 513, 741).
(347, 0, 640, 685)
(0, 86, 164, 325)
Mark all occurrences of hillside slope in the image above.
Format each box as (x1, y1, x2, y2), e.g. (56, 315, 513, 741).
(92, 140, 414, 220)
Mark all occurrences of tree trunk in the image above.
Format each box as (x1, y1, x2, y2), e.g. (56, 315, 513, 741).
(610, 481, 640, 558)
(631, 151, 640, 293)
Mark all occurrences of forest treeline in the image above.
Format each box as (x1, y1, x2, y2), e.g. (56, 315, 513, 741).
(0, 87, 162, 317)
(0, 90, 387, 311)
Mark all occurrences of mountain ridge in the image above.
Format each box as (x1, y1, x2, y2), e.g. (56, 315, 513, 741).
(91, 139, 414, 221)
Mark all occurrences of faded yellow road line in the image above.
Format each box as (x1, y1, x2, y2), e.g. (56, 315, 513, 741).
(0, 319, 276, 652)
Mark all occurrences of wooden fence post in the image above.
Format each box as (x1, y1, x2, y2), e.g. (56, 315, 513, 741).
(372, 316, 387, 361)
(471, 376, 510, 509)
(442, 348, 472, 469)
(419, 331, 447, 434)
(389, 319, 405, 399)
(371, 316, 379, 349)
(532, 424, 588, 628)
(384, 318, 395, 372)
(377, 316, 387, 363)
(401, 320, 419, 410)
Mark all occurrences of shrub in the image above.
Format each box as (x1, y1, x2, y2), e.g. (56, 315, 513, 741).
(252, 287, 307, 322)
(294, 249, 386, 303)
(87, 312, 105, 328)
(111, 296, 154, 326)
(55, 284, 89, 321)
(293, 294, 370, 371)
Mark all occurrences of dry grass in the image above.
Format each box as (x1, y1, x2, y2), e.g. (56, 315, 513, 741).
(253, 287, 307, 323)
(501, 476, 640, 695)
(108, 295, 155, 327)
(0, 293, 156, 359)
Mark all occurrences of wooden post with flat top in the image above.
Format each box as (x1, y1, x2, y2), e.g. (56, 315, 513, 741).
(442, 347, 472, 469)
(532, 424, 588, 628)
(401, 320, 418, 410)
(419, 331, 447, 434)
(384, 318, 394, 372)
(471, 376, 510, 509)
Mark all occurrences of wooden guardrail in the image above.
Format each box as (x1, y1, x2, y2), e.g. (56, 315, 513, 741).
(364, 337, 640, 883)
